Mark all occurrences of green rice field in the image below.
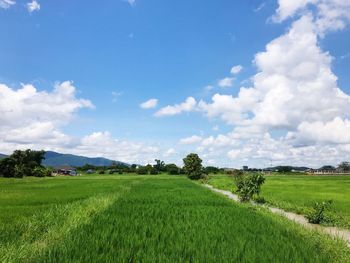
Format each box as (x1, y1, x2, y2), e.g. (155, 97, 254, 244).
(207, 174, 350, 229)
(1, 174, 349, 262)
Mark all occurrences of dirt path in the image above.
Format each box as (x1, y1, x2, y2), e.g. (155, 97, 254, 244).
(204, 184, 350, 247)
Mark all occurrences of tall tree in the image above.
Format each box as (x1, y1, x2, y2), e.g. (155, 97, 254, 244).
(338, 162, 350, 172)
(154, 159, 165, 172)
(0, 149, 45, 178)
(183, 153, 203, 180)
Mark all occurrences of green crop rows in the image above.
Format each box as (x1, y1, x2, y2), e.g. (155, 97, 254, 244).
(1, 175, 349, 262)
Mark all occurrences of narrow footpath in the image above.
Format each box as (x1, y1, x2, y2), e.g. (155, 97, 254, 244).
(204, 184, 350, 247)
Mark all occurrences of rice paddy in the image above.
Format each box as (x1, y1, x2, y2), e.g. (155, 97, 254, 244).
(1, 175, 350, 262)
(207, 174, 350, 229)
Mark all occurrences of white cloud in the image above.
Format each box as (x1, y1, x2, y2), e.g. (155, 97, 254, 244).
(199, 88, 259, 125)
(204, 85, 214, 91)
(0, 0, 15, 9)
(254, 2, 266, 12)
(125, 0, 135, 6)
(189, 3, 350, 167)
(163, 148, 176, 157)
(179, 135, 202, 145)
(0, 81, 93, 129)
(230, 65, 243, 75)
(201, 15, 350, 133)
(0, 81, 93, 153)
(288, 117, 350, 144)
(75, 131, 159, 164)
(140, 98, 158, 109)
(112, 91, 123, 102)
(212, 125, 219, 131)
(218, 77, 234, 88)
(155, 97, 197, 117)
(273, 0, 350, 35)
(0, 82, 161, 163)
(27, 0, 40, 12)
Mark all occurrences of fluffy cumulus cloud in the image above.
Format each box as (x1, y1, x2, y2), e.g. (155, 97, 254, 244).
(218, 77, 234, 88)
(180, 130, 350, 168)
(0, 82, 160, 164)
(0, 81, 93, 151)
(177, 1, 350, 167)
(27, 0, 40, 12)
(74, 132, 159, 164)
(155, 97, 197, 117)
(0, 0, 15, 9)
(273, 0, 350, 35)
(140, 98, 158, 109)
(230, 65, 243, 75)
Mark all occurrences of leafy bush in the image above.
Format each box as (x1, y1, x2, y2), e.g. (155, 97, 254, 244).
(137, 167, 148, 175)
(99, 170, 105, 175)
(204, 166, 220, 174)
(233, 172, 265, 202)
(253, 196, 266, 204)
(306, 200, 334, 224)
(33, 167, 52, 177)
(165, 163, 180, 175)
(150, 168, 158, 175)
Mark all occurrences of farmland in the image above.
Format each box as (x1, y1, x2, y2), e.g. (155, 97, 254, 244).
(207, 174, 350, 229)
(1, 174, 350, 262)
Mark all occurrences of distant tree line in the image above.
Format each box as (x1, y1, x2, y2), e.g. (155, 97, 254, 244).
(78, 155, 223, 177)
(3, 149, 349, 179)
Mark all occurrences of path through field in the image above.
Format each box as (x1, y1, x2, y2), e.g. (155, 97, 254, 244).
(204, 184, 350, 247)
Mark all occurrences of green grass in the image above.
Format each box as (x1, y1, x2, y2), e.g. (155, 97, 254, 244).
(1, 175, 349, 262)
(207, 174, 350, 228)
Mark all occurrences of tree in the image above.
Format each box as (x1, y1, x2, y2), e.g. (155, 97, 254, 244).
(165, 163, 180, 175)
(183, 153, 204, 180)
(320, 165, 336, 171)
(0, 149, 46, 178)
(137, 166, 148, 175)
(233, 172, 265, 202)
(338, 162, 350, 172)
(204, 166, 220, 174)
(275, 166, 293, 173)
(154, 159, 165, 172)
(0, 157, 16, 178)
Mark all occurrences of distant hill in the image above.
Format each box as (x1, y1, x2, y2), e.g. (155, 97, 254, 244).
(0, 151, 127, 167)
(43, 151, 128, 167)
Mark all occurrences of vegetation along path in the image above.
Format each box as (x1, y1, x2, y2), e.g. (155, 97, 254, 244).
(204, 184, 350, 247)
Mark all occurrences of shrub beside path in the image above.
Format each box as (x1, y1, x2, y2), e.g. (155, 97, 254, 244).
(204, 184, 350, 247)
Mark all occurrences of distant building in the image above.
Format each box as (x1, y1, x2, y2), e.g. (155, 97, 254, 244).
(307, 166, 348, 175)
(53, 166, 77, 176)
(243, 166, 248, 171)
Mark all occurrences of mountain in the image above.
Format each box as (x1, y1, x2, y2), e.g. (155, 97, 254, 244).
(43, 151, 128, 167)
(0, 151, 126, 167)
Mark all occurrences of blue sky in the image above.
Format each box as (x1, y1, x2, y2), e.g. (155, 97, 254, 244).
(1, 0, 350, 167)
